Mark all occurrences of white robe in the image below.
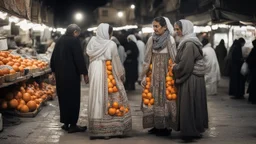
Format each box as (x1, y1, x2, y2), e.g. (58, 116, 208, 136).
(202, 43, 221, 95)
(88, 41, 117, 119)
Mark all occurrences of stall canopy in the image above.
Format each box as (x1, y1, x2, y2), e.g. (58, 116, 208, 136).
(0, 0, 31, 20)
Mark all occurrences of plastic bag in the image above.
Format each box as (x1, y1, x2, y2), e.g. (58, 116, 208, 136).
(241, 62, 249, 76)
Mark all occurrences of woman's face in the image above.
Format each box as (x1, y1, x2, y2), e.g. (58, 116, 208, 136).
(174, 24, 182, 37)
(153, 21, 166, 35)
(73, 30, 80, 37)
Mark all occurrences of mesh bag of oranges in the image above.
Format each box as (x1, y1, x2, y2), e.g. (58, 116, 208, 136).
(106, 60, 118, 94)
(141, 64, 154, 107)
(166, 59, 177, 101)
(106, 60, 130, 117)
(107, 101, 130, 117)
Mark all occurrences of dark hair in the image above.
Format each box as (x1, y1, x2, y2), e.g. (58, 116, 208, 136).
(65, 24, 81, 36)
(202, 38, 209, 47)
(238, 37, 245, 45)
(109, 25, 113, 36)
(175, 20, 183, 30)
(153, 17, 166, 27)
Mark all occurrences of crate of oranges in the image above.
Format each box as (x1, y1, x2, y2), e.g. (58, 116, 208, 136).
(106, 60, 118, 94)
(107, 101, 130, 117)
(166, 59, 177, 101)
(141, 64, 154, 107)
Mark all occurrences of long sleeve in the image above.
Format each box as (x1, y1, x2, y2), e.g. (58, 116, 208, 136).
(173, 42, 198, 83)
(72, 39, 88, 75)
(50, 46, 56, 73)
(246, 48, 255, 71)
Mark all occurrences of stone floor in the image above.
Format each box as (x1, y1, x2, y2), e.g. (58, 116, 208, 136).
(0, 78, 256, 144)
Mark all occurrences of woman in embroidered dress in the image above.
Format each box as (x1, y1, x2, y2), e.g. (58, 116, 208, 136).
(86, 23, 132, 139)
(173, 20, 208, 140)
(140, 16, 177, 136)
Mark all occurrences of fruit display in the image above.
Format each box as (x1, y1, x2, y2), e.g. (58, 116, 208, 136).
(142, 64, 154, 107)
(166, 59, 177, 101)
(106, 60, 118, 94)
(0, 51, 48, 77)
(107, 101, 129, 117)
(0, 81, 56, 113)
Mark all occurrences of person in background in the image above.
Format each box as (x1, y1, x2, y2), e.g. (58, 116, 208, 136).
(123, 35, 139, 90)
(111, 36, 127, 64)
(140, 16, 177, 136)
(50, 24, 89, 133)
(202, 38, 221, 95)
(223, 39, 238, 77)
(246, 40, 256, 104)
(229, 38, 246, 99)
(173, 19, 208, 140)
(127, 34, 146, 83)
(7, 35, 18, 49)
(215, 39, 227, 76)
(86, 23, 132, 139)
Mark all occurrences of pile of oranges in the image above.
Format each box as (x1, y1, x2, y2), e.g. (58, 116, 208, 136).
(108, 101, 129, 116)
(106, 60, 118, 94)
(142, 64, 154, 107)
(166, 59, 177, 101)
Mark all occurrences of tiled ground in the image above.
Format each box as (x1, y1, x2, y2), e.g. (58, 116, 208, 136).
(0, 78, 256, 144)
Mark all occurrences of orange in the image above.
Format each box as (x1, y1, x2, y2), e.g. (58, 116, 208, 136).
(149, 98, 154, 105)
(113, 86, 118, 92)
(125, 108, 129, 113)
(116, 109, 120, 114)
(143, 89, 149, 94)
(171, 94, 177, 100)
(143, 99, 149, 105)
(108, 88, 113, 93)
(108, 102, 110, 107)
(108, 108, 116, 116)
(108, 75, 114, 80)
(166, 90, 170, 95)
(107, 70, 112, 75)
(166, 76, 172, 81)
(142, 93, 147, 98)
(120, 106, 125, 112)
(107, 78, 111, 83)
(146, 84, 150, 89)
(107, 65, 112, 71)
(167, 86, 172, 92)
(169, 71, 173, 77)
(146, 77, 151, 82)
(149, 64, 153, 70)
(112, 102, 119, 109)
(171, 80, 175, 85)
(112, 79, 116, 85)
(166, 81, 172, 86)
(106, 60, 111, 66)
(148, 103, 152, 107)
(108, 82, 114, 88)
(167, 94, 172, 100)
(171, 88, 175, 94)
(169, 59, 173, 65)
(147, 92, 152, 99)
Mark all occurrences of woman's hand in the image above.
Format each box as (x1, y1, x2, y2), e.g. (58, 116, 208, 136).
(141, 76, 146, 88)
(171, 63, 176, 70)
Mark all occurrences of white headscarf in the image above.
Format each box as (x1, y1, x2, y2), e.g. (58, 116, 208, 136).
(111, 36, 120, 45)
(177, 19, 202, 49)
(127, 35, 137, 43)
(86, 23, 112, 60)
(163, 17, 174, 36)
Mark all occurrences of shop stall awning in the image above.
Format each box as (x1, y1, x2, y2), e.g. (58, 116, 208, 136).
(0, 0, 31, 20)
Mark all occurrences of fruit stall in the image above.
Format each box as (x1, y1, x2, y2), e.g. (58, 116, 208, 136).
(0, 50, 56, 117)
